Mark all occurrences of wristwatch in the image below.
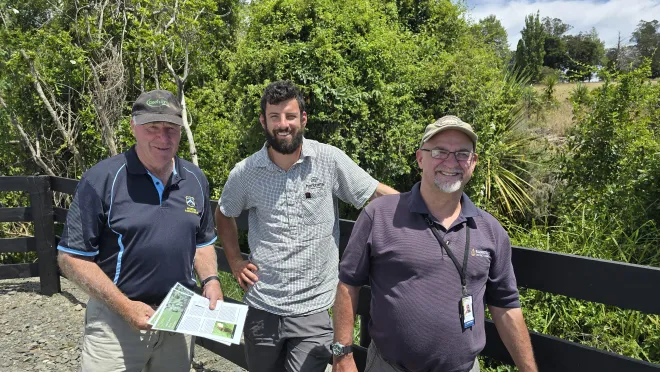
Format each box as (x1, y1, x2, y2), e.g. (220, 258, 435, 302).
(331, 342, 353, 356)
(201, 275, 220, 287)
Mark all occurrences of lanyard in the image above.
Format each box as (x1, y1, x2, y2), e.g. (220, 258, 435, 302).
(424, 215, 471, 296)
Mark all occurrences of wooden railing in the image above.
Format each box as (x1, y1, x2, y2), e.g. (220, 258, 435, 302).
(1, 175, 659, 371)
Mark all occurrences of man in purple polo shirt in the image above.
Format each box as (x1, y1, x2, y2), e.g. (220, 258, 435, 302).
(332, 116, 537, 372)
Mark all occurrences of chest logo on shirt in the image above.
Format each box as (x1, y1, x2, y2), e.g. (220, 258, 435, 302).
(471, 248, 491, 258)
(185, 196, 197, 214)
(305, 176, 325, 190)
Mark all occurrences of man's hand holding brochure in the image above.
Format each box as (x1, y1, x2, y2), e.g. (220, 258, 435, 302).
(148, 282, 248, 346)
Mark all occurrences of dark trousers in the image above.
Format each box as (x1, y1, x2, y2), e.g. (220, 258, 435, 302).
(244, 307, 333, 372)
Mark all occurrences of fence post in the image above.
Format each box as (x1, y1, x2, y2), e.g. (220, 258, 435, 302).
(28, 175, 60, 295)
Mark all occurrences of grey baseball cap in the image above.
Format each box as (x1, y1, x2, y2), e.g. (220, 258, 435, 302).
(420, 115, 478, 148)
(131, 90, 183, 126)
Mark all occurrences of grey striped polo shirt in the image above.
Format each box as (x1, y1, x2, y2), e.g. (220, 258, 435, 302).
(219, 138, 378, 316)
(339, 183, 520, 371)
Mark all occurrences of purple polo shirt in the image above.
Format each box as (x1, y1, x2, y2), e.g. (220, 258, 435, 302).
(339, 182, 520, 372)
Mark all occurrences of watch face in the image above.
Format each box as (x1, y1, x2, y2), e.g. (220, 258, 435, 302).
(331, 343, 342, 356)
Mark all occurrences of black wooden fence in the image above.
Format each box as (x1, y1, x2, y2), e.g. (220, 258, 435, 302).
(1, 175, 659, 371)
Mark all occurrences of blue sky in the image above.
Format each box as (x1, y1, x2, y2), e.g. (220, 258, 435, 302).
(464, 0, 660, 50)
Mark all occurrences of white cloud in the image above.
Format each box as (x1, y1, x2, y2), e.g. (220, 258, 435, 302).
(465, 0, 660, 50)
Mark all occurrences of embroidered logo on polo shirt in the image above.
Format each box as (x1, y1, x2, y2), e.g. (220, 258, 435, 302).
(471, 248, 491, 258)
(185, 196, 197, 214)
(306, 176, 325, 190)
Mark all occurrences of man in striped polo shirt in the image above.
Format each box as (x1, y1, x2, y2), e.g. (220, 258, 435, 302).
(333, 116, 537, 372)
(215, 80, 397, 372)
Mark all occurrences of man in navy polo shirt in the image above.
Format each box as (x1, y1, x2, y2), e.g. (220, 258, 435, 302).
(57, 90, 222, 372)
(332, 116, 537, 372)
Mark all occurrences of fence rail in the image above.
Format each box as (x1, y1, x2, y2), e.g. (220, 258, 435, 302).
(1, 175, 659, 371)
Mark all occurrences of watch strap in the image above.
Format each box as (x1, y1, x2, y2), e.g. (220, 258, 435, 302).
(332, 342, 354, 356)
(201, 275, 220, 286)
(341, 345, 353, 355)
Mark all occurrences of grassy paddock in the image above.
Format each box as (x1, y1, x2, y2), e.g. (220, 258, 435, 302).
(532, 82, 603, 137)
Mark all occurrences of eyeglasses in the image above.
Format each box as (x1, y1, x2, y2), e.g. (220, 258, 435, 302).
(420, 149, 474, 162)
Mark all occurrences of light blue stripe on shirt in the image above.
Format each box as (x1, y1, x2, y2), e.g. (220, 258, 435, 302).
(57, 245, 99, 257)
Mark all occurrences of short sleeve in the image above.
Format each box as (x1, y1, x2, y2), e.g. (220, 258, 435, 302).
(332, 147, 378, 208)
(196, 174, 217, 247)
(485, 230, 521, 308)
(338, 208, 374, 287)
(57, 177, 105, 257)
(218, 163, 248, 218)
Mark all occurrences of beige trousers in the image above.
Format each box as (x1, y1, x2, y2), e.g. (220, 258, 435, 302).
(364, 342, 480, 372)
(80, 298, 194, 372)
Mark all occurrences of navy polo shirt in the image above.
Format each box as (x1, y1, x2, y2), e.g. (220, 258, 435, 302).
(339, 182, 520, 372)
(58, 146, 217, 305)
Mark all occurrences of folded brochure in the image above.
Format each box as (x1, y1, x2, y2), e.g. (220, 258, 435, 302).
(148, 282, 248, 346)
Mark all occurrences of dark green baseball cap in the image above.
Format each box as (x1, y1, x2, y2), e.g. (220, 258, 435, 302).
(131, 90, 183, 126)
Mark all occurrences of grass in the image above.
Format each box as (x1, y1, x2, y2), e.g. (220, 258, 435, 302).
(531, 82, 603, 137)
(218, 271, 245, 300)
(507, 215, 660, 364)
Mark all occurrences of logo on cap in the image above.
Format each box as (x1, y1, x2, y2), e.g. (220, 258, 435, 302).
(146, 99, 170, 107)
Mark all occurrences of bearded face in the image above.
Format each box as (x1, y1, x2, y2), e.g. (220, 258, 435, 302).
(260, 98, 307, 155)
(263, 124, 304, 155)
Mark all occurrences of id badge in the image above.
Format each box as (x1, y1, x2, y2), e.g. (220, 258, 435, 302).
(460, 295, 475, 329)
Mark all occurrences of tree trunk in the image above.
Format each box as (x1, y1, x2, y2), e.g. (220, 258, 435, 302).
(21, 50, 82, 168)
(0, 95, 56, 176)
(179, 92, 198, 165)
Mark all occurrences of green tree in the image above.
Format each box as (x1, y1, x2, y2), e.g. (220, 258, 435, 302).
(476, 15, 510, 62)
(542, 17, 571, 37)
(631, 20, 660, 78)
(515, 12, 546, 82)
(564, 29, 605, 81)
(541, 17, 571, 70)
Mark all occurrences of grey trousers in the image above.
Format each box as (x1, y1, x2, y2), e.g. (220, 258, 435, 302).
(80, 298, 194, 372)
(244, 307, 333, 372)
(364, 342, 480, 372)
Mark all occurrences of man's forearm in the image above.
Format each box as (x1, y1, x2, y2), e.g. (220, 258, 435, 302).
(194, 244, 219, 280)
(370, 182, 399, 200)
(489, 306, 537, 372)
(333, 282, 360, 344)
(58, 252, 131, 314)
(215, 209, 243, 265)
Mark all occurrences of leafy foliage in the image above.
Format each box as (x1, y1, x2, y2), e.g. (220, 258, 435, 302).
(631, 20, 660, 78)
(561, 62, 660, 227)
(2, 1, 659, 368)
(475, 15, 510, 62)
(563, 29, 606, 81)
(515, 12, 545, 82)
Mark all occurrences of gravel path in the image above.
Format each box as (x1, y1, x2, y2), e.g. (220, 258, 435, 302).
(0, 277, 246, 372)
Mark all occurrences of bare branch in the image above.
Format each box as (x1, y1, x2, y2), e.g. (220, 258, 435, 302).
(0, 94, 56, 176)
(182, 43, 189, 82)
(152, 42, 160, 89)
(97, 0, 110, 41)
(163, 0, 179, 31)
(139, 47, 145, 92)
(88, 43, 125, 156)
(179, 93, 198, 165)
(20, 50, 82, 167)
